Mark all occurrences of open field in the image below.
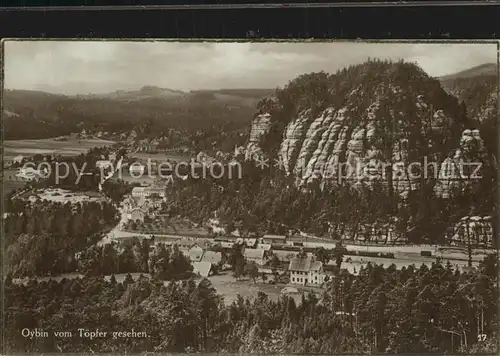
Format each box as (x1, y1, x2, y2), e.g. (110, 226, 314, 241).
(3, 138, 115, 162)
(207, 273, 308, 305)
(20, 188, 104, 203)
(128, 151, 192, 163)
(11, 272, 305, 306)
(110, 170, 159, 185)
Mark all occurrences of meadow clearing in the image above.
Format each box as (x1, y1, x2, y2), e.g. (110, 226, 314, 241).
(3, 138, 116, 195)
(3, 138, 115, 162)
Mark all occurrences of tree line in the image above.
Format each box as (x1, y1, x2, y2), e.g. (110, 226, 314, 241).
(4, 199, 119, 278)
(77, 238, 192, 281)
(167, 160, 497, 247)
(4, 255, 497, 354)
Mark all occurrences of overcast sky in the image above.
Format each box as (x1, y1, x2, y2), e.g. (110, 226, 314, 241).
(3, 40, 497, 95)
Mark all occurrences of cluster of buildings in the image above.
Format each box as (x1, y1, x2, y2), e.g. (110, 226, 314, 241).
(122, 182, 167, 223)
(135, 138, 161, 153)
(209, 234, 327, 286)
(161, 237, 223, 277)
(164, 234, 326, 286)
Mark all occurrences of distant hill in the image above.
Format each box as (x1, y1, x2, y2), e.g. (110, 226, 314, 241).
(438, 62, 497, 167)
(438, 63, 497, 125)
(76, 87, 274, 105)
(191, 88, 274, 99)
(2, 87, 273, 145)
(439, 63, 497, 82)
(78, 86, 186, 101)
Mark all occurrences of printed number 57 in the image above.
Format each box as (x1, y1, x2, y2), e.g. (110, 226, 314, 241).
(478, 334, 487, 341)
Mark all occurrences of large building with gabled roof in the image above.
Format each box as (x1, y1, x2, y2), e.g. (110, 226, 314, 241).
(288, 256, 325, 286)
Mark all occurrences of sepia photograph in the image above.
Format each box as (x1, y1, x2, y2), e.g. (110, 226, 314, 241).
(2, 39, 499, 354)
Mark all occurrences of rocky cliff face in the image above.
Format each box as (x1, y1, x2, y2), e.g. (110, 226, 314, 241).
(240, 60, 497, 245)
(245, 113, 272, 160)
(434, 128, 489, 198)
(450, 216, 494, 248)
(246, 61, 468, 199)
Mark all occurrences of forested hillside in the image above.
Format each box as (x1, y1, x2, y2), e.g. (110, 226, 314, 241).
(170, 60, 497, 244)
(2, 87, 272, 152)
(4, 256, 498, 354)
(440, 63, 498, 157)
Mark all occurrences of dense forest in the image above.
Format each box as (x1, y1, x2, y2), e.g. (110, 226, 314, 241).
(166, 60, 497, 245)
(440, 70, 498, 161)
(77, 239, 193, 280)
(3, 199, 118, 277)
(2, 146, 143, 277)
(168, 159, 497, 246)
(4, 256, 498, 354)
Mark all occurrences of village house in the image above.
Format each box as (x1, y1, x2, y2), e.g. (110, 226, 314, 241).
(242, 238, 257, 248)
(146, 194, 164, 209)
(262, 234, 287, 245)
(96, 160, 113, 170)
(131, 186, 166, 199)
(131, 187, 146, 199)
(289, 256, 325, 286)
(27, 194, 39, 204)
(12, 155, 24, 166)
(129, 163, 145, 176)
(256, 243, 272, 251)
(128, 208, 147, 223)
(244, 248, 267, 266)
(122, 196, 137, 211)
(172, 238, 211, 251)
(188, 245, 204, 262)
(214, 236, 239, 247)
(201, 251, 222, 265)
(127, 130, 137, 142)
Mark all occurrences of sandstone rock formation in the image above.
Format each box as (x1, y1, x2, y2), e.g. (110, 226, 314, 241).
(241, 60, 496, 245)
(248, 86, 454, 199)
(450, 216, 493, 248)
(245, 61, 494, 204)
(434, 128, 488, 198)
(245, 113, 272, 160)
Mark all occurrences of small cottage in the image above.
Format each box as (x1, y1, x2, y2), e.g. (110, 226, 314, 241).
(129, 208, 147, 223)
(188, 245, 204, 262)
(244, 248, 266, 266)
(201, 251, 222, 265)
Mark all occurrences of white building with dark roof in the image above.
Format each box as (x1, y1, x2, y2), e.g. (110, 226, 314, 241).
(131, 186, 166, 199)
(289, 256, 324, 286)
